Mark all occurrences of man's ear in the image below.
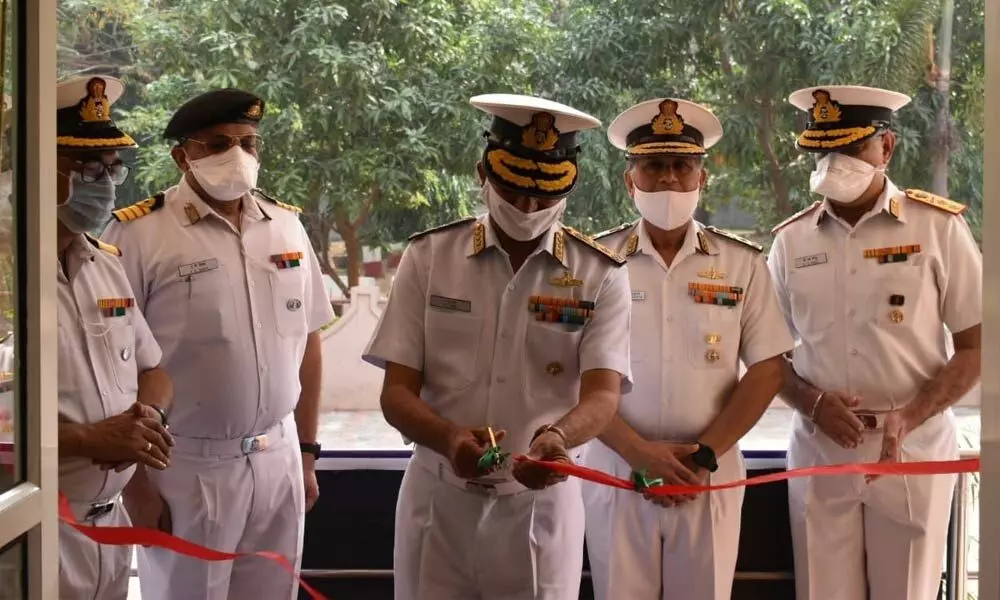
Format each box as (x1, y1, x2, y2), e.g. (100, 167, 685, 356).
(171, 145, 189, 173)
(623, 168, 635, 198)
(476, 161, 486, 186)
(882, 130, 897, 166)
(700, 167, 710, 189)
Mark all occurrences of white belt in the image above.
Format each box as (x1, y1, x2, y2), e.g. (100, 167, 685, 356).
(853, 410, 889, 432)
(171, 413, 294, 458)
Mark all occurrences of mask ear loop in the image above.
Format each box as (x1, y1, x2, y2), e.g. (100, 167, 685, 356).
(77, 316, 125, 339)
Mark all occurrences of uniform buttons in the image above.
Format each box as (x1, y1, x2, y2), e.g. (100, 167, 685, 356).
(665, 316, 673, 323)
(850, 268, 857, 275)
(849, 232, 857, 239)
(500, 330, 509, 339)
(249, 280, 255, 289)
(850, 348, 859, 356)
(256, 321, 262, 329)
(496, 375, 507, 384)
(847, 308, 856, 317)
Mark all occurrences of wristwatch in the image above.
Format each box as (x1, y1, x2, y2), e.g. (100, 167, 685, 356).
(150, 405, 169, 428)
(300, 442, 322, 459)
(690, 442, 719, 473)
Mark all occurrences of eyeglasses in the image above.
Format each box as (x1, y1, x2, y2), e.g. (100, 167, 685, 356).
(184, 134, 264, 155)
(68, 160, 131, 186)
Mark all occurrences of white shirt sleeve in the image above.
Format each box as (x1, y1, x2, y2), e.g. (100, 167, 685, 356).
(579, 264, 633, 393)
(939, 215, 983, 334)
(740, 253, 795, 367)
(766, 234, 799, 342)
(131, 304, 163, 371)
(362, 240, 428, 371)
(299, 224, 336, 333)
(102, 221, 148, 311)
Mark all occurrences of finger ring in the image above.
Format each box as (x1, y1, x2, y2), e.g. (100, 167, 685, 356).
(145, 442, 152, 452)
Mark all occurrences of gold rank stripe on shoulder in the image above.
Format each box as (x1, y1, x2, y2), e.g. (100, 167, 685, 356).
(252, 188, 302, 214)
(771, 201, 822, 234)
(592, 221, 634, 241)
(904, 189, 967, 215)
(561, 226, 626, 265)
(705, 226, 762, 252)
(409, 216, 478, 242)
(111, 192, 165, 223)
(84, 233, 121, 256)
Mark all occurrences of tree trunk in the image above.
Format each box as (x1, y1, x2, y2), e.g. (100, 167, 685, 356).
(756, 97, 793, 219)
(931, 0, 954, 197)
(336, 214, 364, 288)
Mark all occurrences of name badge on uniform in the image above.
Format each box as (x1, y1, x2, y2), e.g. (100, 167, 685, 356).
(794, 253, 827, 269)
(97, 297, 134, 317)
(429, 295, 472, 313)
(270, 251, 304, 269)
(178, 258, 219, 278)
(631, 291, 646, 301)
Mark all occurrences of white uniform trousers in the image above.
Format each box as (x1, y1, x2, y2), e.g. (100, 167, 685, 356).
(138, 414, 304, 600)
(60, 500, 132, 600)
(582, 442, 745, 600)
(788, 410, 958, 600)
(394, 458, 585, 600)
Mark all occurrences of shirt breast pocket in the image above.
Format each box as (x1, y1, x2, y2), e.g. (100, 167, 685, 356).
(183, 267, 237, 343)
(872, 267, 924, 329)
(269, 268, 308, 338)
(787, 265, 835, 335)
(687, 308, 740, 369)
(424, 310, 483, 390)
(103, 321, 138, 395)
(524, 323, 583, 402)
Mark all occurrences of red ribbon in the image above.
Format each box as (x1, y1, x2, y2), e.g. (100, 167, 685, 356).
(514, 455, 980, 495)
(58, 493, 330, 600)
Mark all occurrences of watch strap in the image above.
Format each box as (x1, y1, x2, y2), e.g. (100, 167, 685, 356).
(300, 442, 321, 458)
(150, 405, 169, 428)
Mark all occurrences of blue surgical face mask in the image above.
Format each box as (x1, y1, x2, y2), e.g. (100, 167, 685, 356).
(57, 171, 116, 233)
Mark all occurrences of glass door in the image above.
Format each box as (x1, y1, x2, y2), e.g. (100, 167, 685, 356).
(0, 0, 58, 597)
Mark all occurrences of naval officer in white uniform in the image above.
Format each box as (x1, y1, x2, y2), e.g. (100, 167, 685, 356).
(364, 94, 633, 600)
(769, 85, 982, 600)
(54, 75, 174, 600)
(582, 98, 793, 600)
(103, 89, 334, 600)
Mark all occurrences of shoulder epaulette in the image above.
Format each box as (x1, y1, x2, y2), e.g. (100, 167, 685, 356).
(905, 189, 966, 215)
(111, 192, 165, 223)
(562, 226, 626, 265)
(771, 201, 821, 234)
(408, 216, 477, 241)
(253, 188, 302, 214)
(705, 226, 763, 252)
(592, 221, 636, 241)
(84, 233, 121, 256)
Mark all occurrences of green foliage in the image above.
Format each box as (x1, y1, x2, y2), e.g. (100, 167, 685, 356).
(57, 0, 984, 261)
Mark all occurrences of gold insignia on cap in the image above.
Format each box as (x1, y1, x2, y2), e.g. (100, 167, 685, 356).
(245, 100, 263, 119)
(549, 270, 583, 288)
(698, 267, 726, 280)
(79, 77, 111, 123)
(651, 99, 685, 135)
(521, 112, 559, 151)
(811, 90, 842, 124)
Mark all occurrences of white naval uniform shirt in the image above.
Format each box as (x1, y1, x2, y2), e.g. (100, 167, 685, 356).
(102, 178, 334, 439)
(598, 220, 794, 441)
(58, 234, 162, 502)
(768, 180, 982, 411)
(363, 215, 633, 470)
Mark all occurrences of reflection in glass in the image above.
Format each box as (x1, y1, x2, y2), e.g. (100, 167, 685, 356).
(0, 0, 17, 493)
(0, 536, 23, 599)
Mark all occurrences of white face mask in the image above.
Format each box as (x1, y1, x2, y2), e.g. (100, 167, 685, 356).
(809, 153, 883, 204)
(632, 187, 700, 232)
(483, 181, 566, 242)
(185, 146, 260, 202)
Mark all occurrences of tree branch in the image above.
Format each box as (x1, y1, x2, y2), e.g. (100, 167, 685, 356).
(351, 183, 380, 229)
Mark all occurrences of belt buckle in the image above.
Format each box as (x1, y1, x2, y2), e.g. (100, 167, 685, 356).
(84, 501, 115, 521)
(241, 434, 269, 455)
